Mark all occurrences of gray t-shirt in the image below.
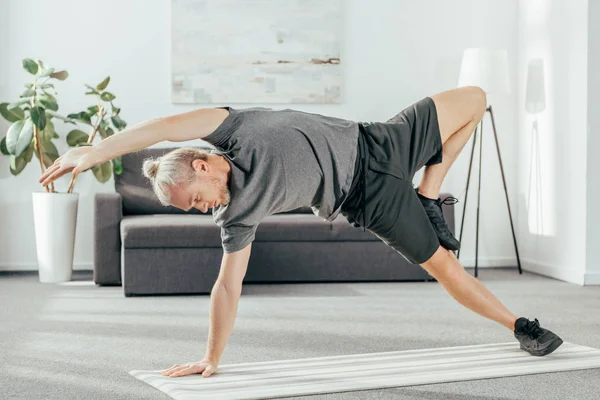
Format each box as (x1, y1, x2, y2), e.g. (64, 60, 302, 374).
(202, 107, 359, 253)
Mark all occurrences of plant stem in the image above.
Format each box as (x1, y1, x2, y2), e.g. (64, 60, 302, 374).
(67, 106, 106, 193)
(32, 106, 50, 193)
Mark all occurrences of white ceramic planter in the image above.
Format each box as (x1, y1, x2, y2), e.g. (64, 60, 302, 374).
(32, 192, 79, 283)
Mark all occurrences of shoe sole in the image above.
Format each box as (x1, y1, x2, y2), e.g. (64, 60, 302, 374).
(520, 337, 564, 356)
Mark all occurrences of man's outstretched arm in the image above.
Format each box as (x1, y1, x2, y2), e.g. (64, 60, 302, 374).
(205, 243, 252, 363)
(39, 107, 229, 187)
(161, 243, 252, 378)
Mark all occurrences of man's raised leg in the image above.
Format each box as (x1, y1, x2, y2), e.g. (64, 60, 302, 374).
(415, 86, 486, 251)
(418, 86, 487, 199)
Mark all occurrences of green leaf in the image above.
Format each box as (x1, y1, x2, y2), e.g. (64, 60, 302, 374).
(66, 112, 92, 125)
(112, 156, 123, 175)
(85, 91, 97, 95)
(36, 60, 46, 69)
(30, 107, 47, 131)
(87, 105, 100, 115)
(100, 92, 115, 101)
(34, 142, 59, 167)
(0, 103, 25, 122)
(46, 111, 76, 125)
(8, 99, 29, 110)
(111, 115, 126, 130)
(98, 125, 115, 139)
(96, 76, 110, 91)
(22, 59, 38, 75)
(0, 136, 9, 155)
(66, 129, 90, 146)
(39, 68, 55, 77)
(9, 154, 28, 175)
(6, 119, 34, 157)
(41, 139, 59, 160)
(112, 106, 121, 116)
(23, 141, 35, 163)
(84, 84, 99, 94)
(40, 83, 55, 89)
(50, 70, 69, 80)
(41, 118, 55, 141)
(20, 88, 35, 98)
(92, 161, 112, 183)
(38, 94, 58, 111)
(24, 83, 33, 89)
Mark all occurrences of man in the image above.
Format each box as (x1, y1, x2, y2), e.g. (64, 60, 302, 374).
(39, 86, 563, 379)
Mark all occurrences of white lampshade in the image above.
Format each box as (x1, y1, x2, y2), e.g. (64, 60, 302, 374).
(525, 58, 546, 114)
(458, 48, 511, 95)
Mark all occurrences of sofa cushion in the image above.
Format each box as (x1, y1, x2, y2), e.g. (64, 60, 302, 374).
(115, 147, 211, 216)
(121, 215, 221, 248)
(121, 214, 378, 249)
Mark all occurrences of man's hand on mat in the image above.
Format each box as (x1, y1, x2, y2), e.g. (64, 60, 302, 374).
(160, 359, 218, 378)
(39, 146, 96, 187)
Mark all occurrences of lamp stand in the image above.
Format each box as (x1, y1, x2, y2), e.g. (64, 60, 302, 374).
(456, 105, 522, 277)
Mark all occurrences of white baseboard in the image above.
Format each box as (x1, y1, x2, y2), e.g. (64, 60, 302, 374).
(0, 262, 93, 272)
(584, 272, 600, 285)
(520, 258, 585, 285)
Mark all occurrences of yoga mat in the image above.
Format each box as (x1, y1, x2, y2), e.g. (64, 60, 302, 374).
(129, 342, 600, 400)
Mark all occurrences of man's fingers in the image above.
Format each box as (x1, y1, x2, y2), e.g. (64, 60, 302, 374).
(39, 164, 60, 183)
(161, 365, 188, 376)
(160, 364, 181, 374)
(169, 366, 196, 377)
(41, 167, 65, 187)
(42, 166, 75, 187)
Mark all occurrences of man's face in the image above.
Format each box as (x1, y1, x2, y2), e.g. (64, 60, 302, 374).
(168, 160, 231, 213)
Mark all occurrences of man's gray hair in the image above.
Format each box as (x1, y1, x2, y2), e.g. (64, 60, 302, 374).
(142, 147, 223, 206)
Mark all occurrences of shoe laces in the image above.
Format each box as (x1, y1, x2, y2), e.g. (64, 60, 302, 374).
(428, 197, 459, 228)
(439, 196, 459, 206)
(525, 318, 543, 339)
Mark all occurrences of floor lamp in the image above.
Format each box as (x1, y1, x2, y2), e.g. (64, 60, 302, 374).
(455, 48, 522, 277)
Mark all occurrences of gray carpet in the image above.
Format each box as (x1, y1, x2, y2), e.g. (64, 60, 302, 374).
(1, 268, 599, 400)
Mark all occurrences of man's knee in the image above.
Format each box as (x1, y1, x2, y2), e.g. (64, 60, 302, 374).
(420, 246, 465, 281)
(464, 86, 487, 121)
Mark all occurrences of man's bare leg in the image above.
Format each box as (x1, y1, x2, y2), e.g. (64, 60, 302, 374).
(421, 246, 518, 330)
(415, 87, 519, 331)
(418, 86, 486, 199)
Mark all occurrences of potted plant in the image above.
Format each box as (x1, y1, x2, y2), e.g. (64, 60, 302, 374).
(0, 58, 74, 283)
(0, 61, 127, 284)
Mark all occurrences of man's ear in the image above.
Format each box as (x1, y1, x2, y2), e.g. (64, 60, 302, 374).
(192, 158, 207, 173)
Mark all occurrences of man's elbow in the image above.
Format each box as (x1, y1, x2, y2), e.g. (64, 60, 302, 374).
(214, 281, 242, 297)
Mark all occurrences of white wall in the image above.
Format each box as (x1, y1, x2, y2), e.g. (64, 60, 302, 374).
(0, 0, 519, 271)
(586, 1, 600, 285)
(517, 0, 589, 284)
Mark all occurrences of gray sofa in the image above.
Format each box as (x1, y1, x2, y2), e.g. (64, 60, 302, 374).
(93, 148, 455, 296)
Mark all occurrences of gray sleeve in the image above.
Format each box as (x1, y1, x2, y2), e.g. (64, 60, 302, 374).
(221, 224, 258, 253)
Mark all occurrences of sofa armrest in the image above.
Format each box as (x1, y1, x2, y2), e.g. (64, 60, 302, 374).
(94, 192, 123, 285)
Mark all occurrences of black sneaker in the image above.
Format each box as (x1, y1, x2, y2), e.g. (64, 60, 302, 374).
(514, 317, 564, 356)
(415, 188, 461, 251)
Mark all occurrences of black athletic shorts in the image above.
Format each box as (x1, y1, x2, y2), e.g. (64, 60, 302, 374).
(340, 97, 443, 264)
